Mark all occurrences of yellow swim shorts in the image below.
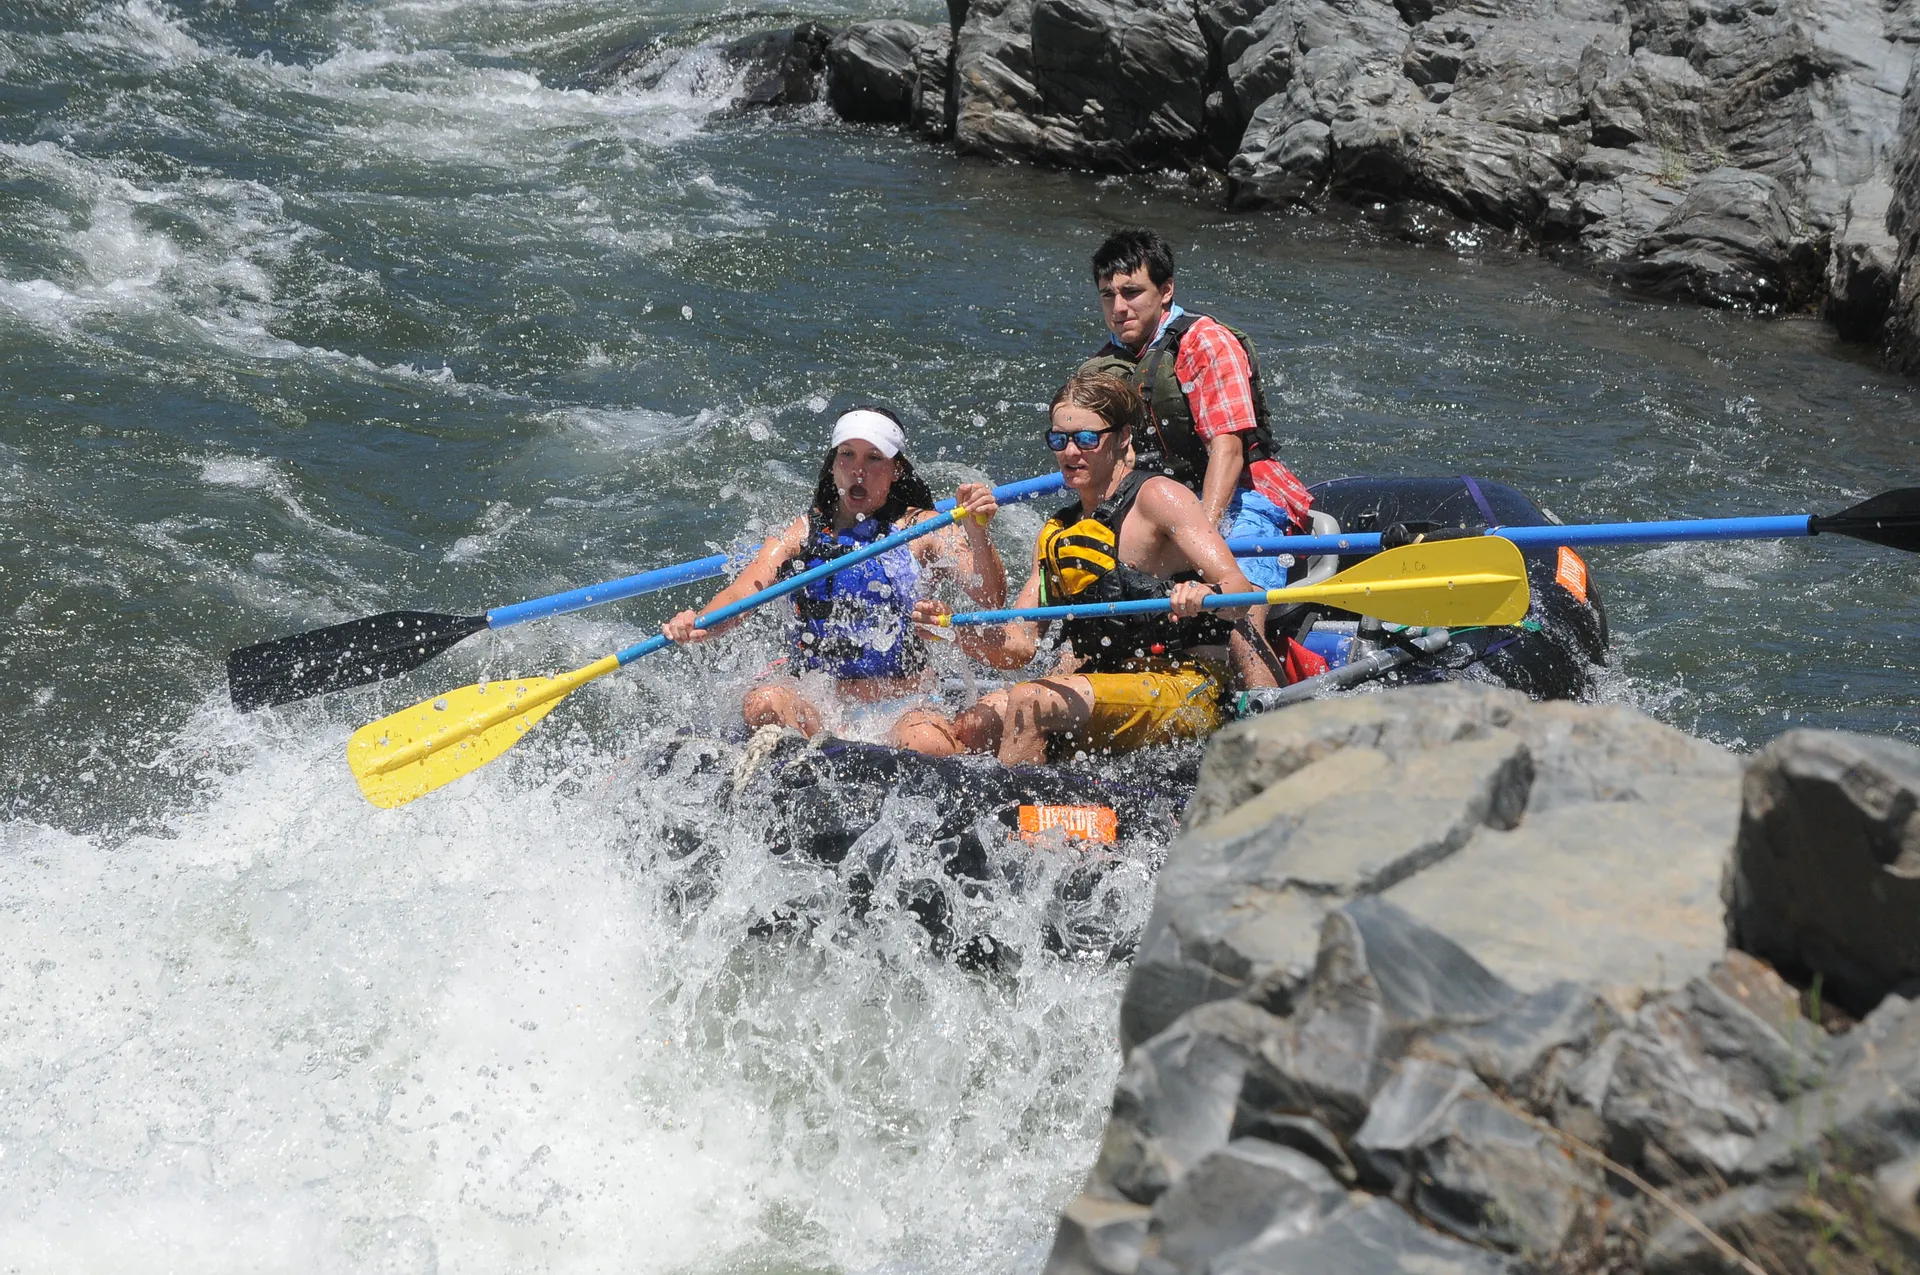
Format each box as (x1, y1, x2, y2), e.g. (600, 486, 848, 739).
(1069, 663, 1226, 755)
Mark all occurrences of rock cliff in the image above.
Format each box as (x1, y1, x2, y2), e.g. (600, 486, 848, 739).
(1042, 685, 1920, 1275)
(819, 0, 1920, 372)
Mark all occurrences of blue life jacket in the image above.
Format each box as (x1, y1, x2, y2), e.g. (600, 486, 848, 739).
(787, 516, 927, 680)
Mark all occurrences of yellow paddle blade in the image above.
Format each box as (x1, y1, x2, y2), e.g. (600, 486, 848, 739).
(1273, 536, 1530, 628)
(347, 654, 621, 808)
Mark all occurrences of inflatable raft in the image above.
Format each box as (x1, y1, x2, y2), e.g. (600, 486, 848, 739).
(642, 474, 1608, 959)
(1253, 475, 1608, 709)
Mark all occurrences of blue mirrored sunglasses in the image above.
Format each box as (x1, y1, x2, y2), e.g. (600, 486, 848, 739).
(1045, 427, 1114, 452)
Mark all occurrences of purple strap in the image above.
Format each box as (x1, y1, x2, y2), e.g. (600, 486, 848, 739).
(1460, 475, 1497, 527)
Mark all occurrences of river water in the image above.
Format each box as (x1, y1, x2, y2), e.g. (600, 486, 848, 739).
(0, 1, 1914, 1270)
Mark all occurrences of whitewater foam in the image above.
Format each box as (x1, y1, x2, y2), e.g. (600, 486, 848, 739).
(0, 687, 1130, 1273)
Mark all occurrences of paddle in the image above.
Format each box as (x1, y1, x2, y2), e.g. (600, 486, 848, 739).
(934, 536, 1530, 632)
(229, 472, 1068, 712)
(1222, 486, 1920, 559)
(347, 491, 1027, 808)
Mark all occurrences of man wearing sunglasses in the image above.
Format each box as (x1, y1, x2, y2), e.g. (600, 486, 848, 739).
(1084, 227, 1312, 590)
(914, 370, 1280, 765)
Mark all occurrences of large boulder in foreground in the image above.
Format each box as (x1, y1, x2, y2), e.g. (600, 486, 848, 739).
(1122, 684, 1738, 1052)
(1727, 729, 1920, 1017)
(1045, 687, 1920, 1274)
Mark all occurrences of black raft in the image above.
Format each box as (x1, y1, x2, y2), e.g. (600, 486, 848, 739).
(1250, 474, 1608, 711)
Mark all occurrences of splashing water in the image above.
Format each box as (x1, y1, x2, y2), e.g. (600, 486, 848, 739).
(2, 0, 1917, 1270)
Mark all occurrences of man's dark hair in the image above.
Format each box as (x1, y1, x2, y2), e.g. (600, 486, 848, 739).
(809, 404, 933, 533)
(1091, 229, 1174, 287)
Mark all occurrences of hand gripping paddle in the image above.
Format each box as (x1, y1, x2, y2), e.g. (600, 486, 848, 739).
(228, 472, 1067, 712)
(937, 536, 1531, 632)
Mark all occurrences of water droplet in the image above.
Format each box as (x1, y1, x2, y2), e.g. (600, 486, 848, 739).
(434, 698, 449, 711)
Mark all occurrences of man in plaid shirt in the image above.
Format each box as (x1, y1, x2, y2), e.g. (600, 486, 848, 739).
(1084, 229, 1313, 591)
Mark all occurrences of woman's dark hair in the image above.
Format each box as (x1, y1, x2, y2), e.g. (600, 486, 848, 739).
(808, 405, 934, 533)
(1051, 369, 1144, 442)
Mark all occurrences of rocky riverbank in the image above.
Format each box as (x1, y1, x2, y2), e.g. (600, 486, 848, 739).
(640, 1, 1920, 375)
(1041, 683, 1920, 1275)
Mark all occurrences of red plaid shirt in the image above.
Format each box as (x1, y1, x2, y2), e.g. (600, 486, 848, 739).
(1165, 314, 1313, 527)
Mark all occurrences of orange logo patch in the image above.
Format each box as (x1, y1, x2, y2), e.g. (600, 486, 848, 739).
(1018, 804, 1119, 845)
(1555, 546, 1589, 605)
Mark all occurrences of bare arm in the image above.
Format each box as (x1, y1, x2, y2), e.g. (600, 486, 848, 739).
(1139, 479, 1280, 690)
(1198, 432, 1245, 530)
(662, 515, 807, 643)
(915, 569, 1043, 669)
(915, 482, 1007, 607)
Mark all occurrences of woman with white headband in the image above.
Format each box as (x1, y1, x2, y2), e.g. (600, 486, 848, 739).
(663, 406, 1004, 753)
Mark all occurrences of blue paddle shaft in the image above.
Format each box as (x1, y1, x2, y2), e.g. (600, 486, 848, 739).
(945, 591, 1268, 626)
(484, 472, 1067, 629)
(608, 472, 1070, 667)
(1225, 514, 1816, 558)
(487, 554, 729, 629)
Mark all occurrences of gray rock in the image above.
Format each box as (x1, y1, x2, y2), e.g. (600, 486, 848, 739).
(1637, 993, 1920, 1273)
(1138, 1140, 1347, 1275)
(1229, 110, 1335, 208)
(1742, 991, 1920, 1181)
(1214, 1197, 1522, 1274)
(1030, 0, 1210, 170)
(1419, 977, 1609, 1108)
(954, 0, 1211, 170)
(1588, 49, 1718, 152)
(910, 25, 956, 140)
(1827, 176, 1901, 342)
(1127, 686, 1738, 1051)
(1182, 683, 1531, 837)
(1045, 1194, 1153, 1275)
(1611, 166, 1821, 311)
(1729, 729, 1920, 1017)
(1351, 1058, 1484, 1193)
(1890, 58, 1920, 372)
(1091, 999, 1288, 1204)
(1231, 1111, 1358, 1182)
(1573, 955, 1827, 1185)
(827, 21, 928, 124)
(1238, 899, 1526, 1140)
(726, 24, 832, 109)
(1881, 1150, 1920, 1248)
(1199, 731, 1532, 896)
(1353, 1060, 1604, 1255)
(953, 0, 1057, 160)
(1202, 0, 1411, 132)
(1382, 786, 1735, 1004)
(1639, 1178, 1811, 1275)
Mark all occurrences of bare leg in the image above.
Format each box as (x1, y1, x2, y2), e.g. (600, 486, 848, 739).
(742, 682, 825, 737)
(951, 690, 1009, 756)
(890, 709, 962, 757)
(995, 677, 1093, 766)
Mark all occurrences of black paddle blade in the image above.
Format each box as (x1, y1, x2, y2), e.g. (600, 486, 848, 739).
(227, 610, 489, 711)
(1811, 487, 1920, 553)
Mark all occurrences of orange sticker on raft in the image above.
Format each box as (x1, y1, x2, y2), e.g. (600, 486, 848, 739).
(1018, 804, 1119, 845)
(1555, 546, 1589, 605)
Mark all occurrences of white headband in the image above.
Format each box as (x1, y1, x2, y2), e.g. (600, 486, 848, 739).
(830, 409, 906, 458)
